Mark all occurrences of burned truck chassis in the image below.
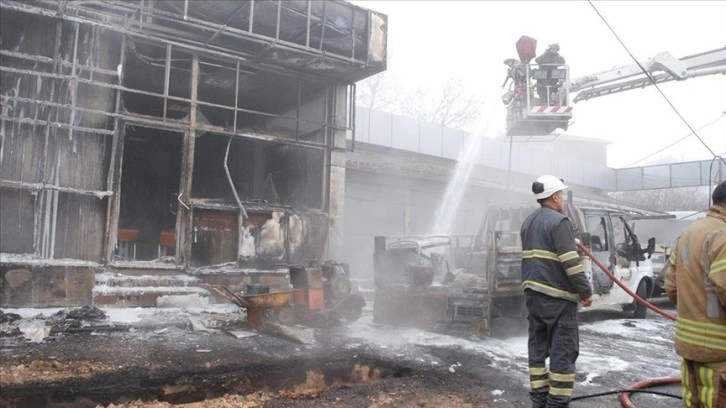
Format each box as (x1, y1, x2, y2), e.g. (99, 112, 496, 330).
(372, 233, 525, 337)
(372, 201, 657, 337)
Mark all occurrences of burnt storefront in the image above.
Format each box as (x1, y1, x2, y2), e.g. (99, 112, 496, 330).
(0, 0, 387, 306)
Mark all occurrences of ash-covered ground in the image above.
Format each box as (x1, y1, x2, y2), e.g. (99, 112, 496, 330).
(0, 292, 681, 408)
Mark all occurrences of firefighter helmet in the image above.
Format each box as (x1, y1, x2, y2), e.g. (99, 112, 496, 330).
(532, 175, 567, 200)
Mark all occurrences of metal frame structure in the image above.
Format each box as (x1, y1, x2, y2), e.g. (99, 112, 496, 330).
(0, 0, 386, 271)
(570, 47, 726, 102)
(505, 63, 573, 137)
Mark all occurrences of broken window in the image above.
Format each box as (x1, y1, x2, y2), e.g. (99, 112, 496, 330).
(117, 127, 182, 262)
(585, 216, 609, 252)
(154, 1, 371, 61)
(191, 135, 325, 209)
(263, 144, 326, 209)
(122, 41, 192, 121)
(188, 133, 324, 267)
(195, 56, 330, 145)
(121, 39, 330, 145)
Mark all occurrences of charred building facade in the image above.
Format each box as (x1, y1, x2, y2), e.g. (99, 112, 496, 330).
(0, 0, 387, 307)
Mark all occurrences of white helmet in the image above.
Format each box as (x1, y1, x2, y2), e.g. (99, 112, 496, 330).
(532, 175, 567, 200)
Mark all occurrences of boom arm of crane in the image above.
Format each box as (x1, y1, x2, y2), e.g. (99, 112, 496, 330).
(570, 47, 726, 102)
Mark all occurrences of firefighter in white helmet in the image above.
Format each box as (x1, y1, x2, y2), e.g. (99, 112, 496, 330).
(520, 175, 593, 408)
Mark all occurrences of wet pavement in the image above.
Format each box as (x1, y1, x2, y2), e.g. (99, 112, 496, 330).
(0, 295, 681, 407)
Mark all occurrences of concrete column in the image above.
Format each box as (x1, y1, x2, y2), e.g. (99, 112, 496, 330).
(326, 84, 349, 261)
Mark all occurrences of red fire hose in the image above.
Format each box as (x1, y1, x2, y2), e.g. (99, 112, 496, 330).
(576, 242, 681, 407)
(619, 377, 682, 408)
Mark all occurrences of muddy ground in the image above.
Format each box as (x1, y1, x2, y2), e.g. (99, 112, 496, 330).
(0, 296, 682, 408)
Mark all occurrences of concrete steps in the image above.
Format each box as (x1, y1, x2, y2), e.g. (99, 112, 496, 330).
(92, 272, 211, 308)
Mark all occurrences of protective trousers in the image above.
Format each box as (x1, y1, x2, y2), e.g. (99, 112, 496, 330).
(681, 359, 726, 408)
(526, 291, 579, 408)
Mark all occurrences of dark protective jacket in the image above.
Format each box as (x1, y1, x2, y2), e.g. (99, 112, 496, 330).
(521, 206, 593, 303)
(535, 50, 565, 65)
(665, 205, 726, 363)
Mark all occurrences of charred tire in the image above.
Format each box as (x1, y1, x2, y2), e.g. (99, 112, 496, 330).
(329, 276, 352, 298)
(634, 280, 648, 319)
(333, 294, 365, 323)
(340, 303, 363, 322)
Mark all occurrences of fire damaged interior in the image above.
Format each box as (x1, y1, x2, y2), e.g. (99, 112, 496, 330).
(0, 0, 387, 307)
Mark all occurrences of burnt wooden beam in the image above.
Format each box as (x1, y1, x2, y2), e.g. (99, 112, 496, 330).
(0, 180, 112, 197)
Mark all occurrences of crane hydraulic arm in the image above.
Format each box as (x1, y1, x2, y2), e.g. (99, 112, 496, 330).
(570, 46, 726, 102)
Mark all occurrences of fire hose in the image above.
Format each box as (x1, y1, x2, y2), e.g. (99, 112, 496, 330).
(575, 242, 681, 408)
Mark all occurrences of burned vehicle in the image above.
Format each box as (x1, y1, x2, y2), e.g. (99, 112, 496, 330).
(373, 197, 657, 336)
(373, 235, 496, 336)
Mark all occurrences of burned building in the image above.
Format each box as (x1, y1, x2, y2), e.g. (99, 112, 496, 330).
(0, 0, 387, 307)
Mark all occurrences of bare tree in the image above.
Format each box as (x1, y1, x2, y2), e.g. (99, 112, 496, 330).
(401, 78, 481, 129)
(356, 74, 482, 130)
(607, 185, 711, 212)
(355, 71, 401, 112)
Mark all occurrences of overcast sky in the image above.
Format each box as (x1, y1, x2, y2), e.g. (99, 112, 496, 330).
(352, 1, 726, 168)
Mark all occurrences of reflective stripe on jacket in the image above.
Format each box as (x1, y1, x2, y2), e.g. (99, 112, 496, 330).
(665, 205, 726, 363)
(521, 206, 593, 303)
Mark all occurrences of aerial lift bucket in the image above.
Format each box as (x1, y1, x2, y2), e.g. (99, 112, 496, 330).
(506, 35, 572, 137)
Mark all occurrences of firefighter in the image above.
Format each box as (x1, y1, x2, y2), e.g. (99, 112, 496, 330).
(534, 43, 566, 106)
(502, 58, 527, 107)
(665, 180, 726, 408)
(520, 175, 593, 408)
(535, 43, 566, 65)
(502, 58, 526, 89)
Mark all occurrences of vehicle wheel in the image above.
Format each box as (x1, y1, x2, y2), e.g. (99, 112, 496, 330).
(333, 294, 365, 324)
(634, 280, 648, 319)
(340, 303, 363, 322)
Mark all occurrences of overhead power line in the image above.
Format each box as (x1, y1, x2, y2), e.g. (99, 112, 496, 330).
(587, 0, 721, 160)
(625, 113, 726, 167)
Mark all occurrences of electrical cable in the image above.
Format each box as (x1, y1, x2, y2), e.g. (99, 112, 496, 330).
(587, 1, 722, 162)
(624, 113, 725, 167)
(678, 207, 709, 220)
(571, 389, 681, 401)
